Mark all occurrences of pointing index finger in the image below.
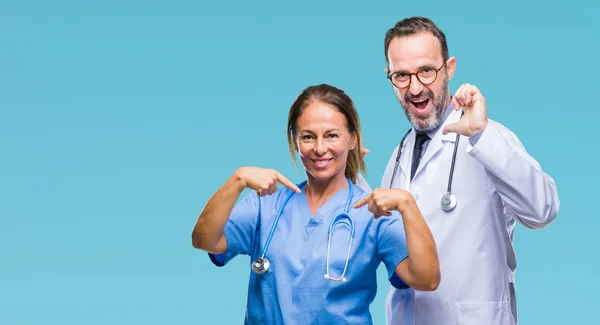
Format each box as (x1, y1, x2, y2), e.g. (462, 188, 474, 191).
(276, 172, 301, 193)
(352, 195, 370, 209)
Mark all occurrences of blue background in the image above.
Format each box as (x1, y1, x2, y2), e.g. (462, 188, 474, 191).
(1, 1, 598, 324)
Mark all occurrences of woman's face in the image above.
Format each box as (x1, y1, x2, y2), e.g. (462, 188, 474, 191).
(295, 101, 356, 184)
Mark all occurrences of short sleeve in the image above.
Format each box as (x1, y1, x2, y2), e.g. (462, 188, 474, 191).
(208, 191, 260, 267)
(378, 212, 410, 289)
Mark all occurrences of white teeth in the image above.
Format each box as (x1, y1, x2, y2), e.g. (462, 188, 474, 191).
(314, 159, 331, 166)
(412, 98, 428, 103)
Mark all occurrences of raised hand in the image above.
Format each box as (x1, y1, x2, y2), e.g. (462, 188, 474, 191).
(361, 147, 370, 157)
(443, 83, 489, 136)
(236, 167, 301, 196)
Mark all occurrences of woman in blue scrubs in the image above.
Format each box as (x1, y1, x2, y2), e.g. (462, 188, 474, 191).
(192, 84, 439, 324)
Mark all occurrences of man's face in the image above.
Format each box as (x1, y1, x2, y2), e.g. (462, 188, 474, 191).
(386, 32, 456, 132)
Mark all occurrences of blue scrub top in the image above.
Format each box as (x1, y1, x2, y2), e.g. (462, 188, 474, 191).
(209, 181, 409, 325)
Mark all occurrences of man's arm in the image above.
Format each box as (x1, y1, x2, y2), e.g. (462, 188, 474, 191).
(444, 85, 560, 229)
(467, 120, 560, 229)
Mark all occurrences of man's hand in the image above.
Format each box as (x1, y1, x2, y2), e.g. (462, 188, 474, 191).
(361, 147, 370, 157)
(443, 83, 489, 136)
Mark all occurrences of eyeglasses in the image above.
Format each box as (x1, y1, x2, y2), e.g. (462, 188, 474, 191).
(387, 62, 446, 89)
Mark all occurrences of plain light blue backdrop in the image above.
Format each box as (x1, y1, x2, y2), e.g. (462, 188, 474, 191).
(1, 0, 598, 324)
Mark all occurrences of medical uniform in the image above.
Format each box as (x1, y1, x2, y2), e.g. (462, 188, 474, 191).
(209, 181, 409, 325)
(382, 104, 560, 325)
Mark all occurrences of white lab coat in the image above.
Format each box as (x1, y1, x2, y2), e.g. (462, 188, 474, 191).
(382, 108, 560, 325)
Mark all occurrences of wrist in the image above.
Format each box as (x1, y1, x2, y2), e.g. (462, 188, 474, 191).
(394, 189, 415, 214)
(473, 119, 489, 134)
(232, 167, 249, 189)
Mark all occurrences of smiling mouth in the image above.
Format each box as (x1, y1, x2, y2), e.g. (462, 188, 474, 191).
(411, 98, 430, 111)
(311, 158, 333, 168)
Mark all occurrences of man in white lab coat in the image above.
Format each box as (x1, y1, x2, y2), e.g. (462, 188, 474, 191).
(379, 17, 560, 325)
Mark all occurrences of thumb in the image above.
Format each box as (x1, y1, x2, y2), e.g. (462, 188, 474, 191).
(442, 122, 460, 135)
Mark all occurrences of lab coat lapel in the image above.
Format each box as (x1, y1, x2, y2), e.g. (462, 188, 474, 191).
(412, 109, 462, 181)
(398, 131, 415, 183)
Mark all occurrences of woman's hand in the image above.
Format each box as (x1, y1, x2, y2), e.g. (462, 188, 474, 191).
(236, 167, 301, 196)
(352, 188, 415, 218)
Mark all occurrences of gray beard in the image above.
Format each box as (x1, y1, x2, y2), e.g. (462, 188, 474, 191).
(397, 78, 449, 133)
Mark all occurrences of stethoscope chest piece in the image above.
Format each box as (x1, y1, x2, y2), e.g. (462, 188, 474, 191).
(251, 257, 270, 274)
(440, 192, 457, 212)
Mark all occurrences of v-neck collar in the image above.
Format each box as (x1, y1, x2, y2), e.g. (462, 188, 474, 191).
(298, 180, 353, 237)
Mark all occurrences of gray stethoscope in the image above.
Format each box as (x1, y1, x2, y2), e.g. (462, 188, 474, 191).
(252, 179, 356, 283)
(389, 128, 460, 212)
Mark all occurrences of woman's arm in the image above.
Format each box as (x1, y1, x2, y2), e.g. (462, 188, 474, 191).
(392, 192, 440, 291)
(353, 189, 440, 291)
(192, 167, 301, 254)
(191, 169, 247, 254)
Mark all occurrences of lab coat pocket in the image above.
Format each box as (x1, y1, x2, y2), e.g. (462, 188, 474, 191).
(450, 301, 514, 325)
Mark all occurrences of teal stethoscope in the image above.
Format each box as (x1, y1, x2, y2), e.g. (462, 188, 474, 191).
(251, 178, 356, 283)
(389, 128, 461, 212)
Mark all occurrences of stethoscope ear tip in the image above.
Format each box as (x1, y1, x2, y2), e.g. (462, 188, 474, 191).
(341, 277, 347, 283)
(324, 274, 330, 280)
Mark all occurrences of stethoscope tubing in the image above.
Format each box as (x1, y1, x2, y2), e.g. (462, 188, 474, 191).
(389, 128, 460, 210)
(253, 179, 356, 279)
